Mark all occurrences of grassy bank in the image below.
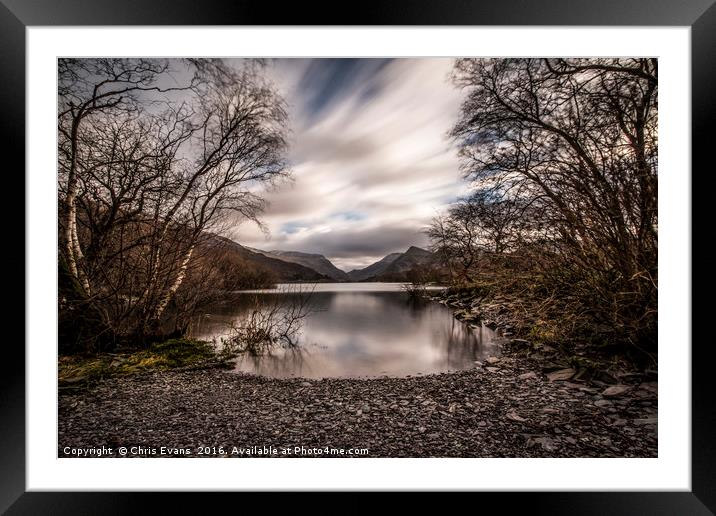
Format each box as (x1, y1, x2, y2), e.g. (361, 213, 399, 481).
(58, 338, 233, 391)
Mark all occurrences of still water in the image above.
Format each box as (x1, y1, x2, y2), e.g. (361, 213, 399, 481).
(192, 283, 500, 379)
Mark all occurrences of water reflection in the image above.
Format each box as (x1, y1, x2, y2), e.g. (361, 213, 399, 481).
(191, 283, 500, 379)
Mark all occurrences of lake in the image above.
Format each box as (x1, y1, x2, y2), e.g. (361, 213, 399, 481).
(191, 283, 500, 379)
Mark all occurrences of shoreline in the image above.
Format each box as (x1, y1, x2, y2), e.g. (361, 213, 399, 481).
(59, 350, 657, 458)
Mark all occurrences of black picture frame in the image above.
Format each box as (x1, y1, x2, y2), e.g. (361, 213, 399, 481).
(2, 0, 712, 512)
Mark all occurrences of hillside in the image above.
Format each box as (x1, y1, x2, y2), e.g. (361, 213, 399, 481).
(259, 250, 349, 281)
(379, 246, 435, 278)
(348, 246, 438, 282)
(204, 235, 329, 283)
(347, 253, 402, 281)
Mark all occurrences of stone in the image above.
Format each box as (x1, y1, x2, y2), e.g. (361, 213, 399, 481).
(486, 367, 500, 373)
(594, 399, 613, 408)
(300, 381, 312, 387)
(486, 356, 501, 365)
(518, 372, 538, 380)
(541, 407, 560, 414)
(542, 362, 569, 373)
(534, 436, 557, 452)
(547, 368, 576, 382)
(640, 381, 658, 393)
(473, 361, 484, 367)
(563, 381, 584, 389)
(506, 410, 527, 422)
(61, 376, 87, 385)
(633, 417, 658, 426)
(595, 371, 619, 384)
(602, 385, 631, 398)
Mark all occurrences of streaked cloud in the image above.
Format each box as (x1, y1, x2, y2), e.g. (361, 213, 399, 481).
(228, 58, 468, 271)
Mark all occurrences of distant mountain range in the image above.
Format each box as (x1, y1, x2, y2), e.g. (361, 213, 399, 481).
(206, 234, 438, 283)
(347, 252, 403, 281)
(206, 236, 330, 282)
(249, 249, 350, 281)
(359, 246, 435, 282)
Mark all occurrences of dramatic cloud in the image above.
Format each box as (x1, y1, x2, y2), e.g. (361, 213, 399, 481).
(228, 58, 469, 271)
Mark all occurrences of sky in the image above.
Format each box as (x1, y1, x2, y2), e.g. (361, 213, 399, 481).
(227, 58, 469, 272)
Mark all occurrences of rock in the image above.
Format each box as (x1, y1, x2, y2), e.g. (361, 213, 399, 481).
(518, 372, 538, 380)
(506, 410, 527, 422)
(633, 417, 657, 426)
(640, 381, 658, 393)
(486, 367, 500, 373)
(547, 368, 576, 382)
(534, 436, 557, 452)
(562, 381, 584, 389)
(542, 362, 569, 373)
(602, 385, 631, 398)
(595, 371, 619, 384)
(418, 426, 426, 433)
(61, 376, 88, 385)
(541, 407, 560, 414)
(594, 399, 613, 408)
(486, 356, 501, 365)
(473, 361, 484, 367)
(300, 381, 312, 387)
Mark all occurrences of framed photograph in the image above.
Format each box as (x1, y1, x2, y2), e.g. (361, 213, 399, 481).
(4, 0, 712, 511)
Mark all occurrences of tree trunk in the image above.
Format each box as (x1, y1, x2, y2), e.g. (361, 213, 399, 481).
(153, 244, 195, 320)
(63, 116, 90, 296)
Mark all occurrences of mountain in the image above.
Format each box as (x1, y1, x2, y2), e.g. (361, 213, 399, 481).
(347, 252, 402, 281)
(246, 247, 348, 281)
(348, 246, 436, 282)
(379, 246, 435, 277)
(205, 235, 329, 282)
(264, 250, 350, 281)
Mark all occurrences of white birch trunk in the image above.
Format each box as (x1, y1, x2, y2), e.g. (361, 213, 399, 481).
(63, 116, 90, 295)
(153, 244, 195, 320)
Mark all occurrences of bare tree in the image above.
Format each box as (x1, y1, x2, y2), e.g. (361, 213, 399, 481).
(440, 58, 658, 345)
(58, 59, 290, 350)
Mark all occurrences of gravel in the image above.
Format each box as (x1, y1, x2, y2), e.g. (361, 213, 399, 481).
(58, 355, 657, 458)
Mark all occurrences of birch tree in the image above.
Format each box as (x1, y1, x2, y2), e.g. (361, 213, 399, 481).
(58, 59, 290, 347)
